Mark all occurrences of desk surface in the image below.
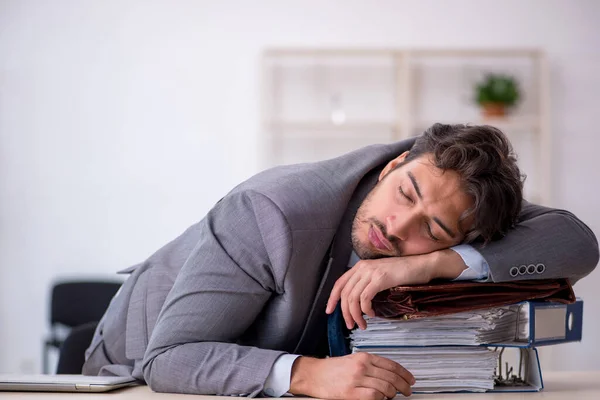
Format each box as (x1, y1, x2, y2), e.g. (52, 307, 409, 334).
(3, 371, 600, 399)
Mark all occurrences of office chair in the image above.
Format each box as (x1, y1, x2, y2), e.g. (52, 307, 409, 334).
(56, 321, 99, 374)
(43, 280, 122, 373)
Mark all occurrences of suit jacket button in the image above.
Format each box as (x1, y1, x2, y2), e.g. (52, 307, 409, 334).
(519, 265, 527, 275)
(536, 263, 546, 273)
(510, 266, 519, 277)
(527, 264, 536, 274)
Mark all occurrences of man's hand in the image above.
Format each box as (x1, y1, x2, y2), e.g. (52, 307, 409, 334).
(326, 249, 467, 330)
(289, 353, 415, 399)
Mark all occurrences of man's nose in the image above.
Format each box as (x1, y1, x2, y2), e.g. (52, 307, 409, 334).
(386, 212, 414, 242)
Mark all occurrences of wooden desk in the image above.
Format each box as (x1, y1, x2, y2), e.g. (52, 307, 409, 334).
(3, 371, 600, 399)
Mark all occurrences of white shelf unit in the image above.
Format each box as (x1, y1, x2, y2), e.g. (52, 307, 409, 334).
(261, 48, 551, 205)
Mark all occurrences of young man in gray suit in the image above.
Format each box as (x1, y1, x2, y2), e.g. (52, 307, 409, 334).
(83, 123, 598, 399)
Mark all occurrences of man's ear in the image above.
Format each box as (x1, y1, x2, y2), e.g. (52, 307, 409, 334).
(379, 151, 410, 181)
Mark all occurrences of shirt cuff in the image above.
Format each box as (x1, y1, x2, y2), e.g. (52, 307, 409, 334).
(263, 354, 301, 397)
(450, 244, 490, 281)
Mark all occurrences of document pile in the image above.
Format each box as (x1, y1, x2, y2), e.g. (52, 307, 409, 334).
(350, 305, 525, 393)
(351, 305, 524, 347)
(340, 279, 583, 393)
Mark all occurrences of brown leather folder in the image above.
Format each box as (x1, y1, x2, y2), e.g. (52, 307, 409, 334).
(372, 279, 575, 319)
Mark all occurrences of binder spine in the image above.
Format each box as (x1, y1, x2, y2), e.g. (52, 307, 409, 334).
(529, 299, 583, 346)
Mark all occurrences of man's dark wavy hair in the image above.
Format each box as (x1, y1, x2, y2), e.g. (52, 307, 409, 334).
(402, 123, 524, 244)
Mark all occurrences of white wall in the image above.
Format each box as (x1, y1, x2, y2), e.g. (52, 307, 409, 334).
(1, 0, 599, 373)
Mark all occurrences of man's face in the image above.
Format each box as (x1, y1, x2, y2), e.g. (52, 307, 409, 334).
(352, 152, 474, 259)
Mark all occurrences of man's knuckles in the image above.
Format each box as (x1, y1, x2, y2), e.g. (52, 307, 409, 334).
(351, 351, 372, 363)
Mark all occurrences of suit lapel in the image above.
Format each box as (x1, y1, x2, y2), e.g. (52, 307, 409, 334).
(293, 167, 381, 356)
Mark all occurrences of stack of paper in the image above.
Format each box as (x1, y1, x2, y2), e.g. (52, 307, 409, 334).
(350, 305, 527, 392)
(352, 346, 498, 392)
(351, 305, 526, 347)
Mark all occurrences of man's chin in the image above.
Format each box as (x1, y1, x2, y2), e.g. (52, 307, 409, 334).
(352, 243, 386, 260)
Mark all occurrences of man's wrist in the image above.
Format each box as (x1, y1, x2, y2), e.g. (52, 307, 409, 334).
(289, 356, 317, 396)
(427, 248, 468, 280)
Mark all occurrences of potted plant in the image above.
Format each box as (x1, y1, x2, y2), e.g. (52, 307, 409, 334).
(475, 73, 520, 118)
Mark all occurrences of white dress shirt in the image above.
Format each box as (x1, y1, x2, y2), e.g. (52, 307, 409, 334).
(262, 244, 490, 397)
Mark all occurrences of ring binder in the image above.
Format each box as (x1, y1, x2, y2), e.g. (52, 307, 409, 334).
(330, 299, 584, 393)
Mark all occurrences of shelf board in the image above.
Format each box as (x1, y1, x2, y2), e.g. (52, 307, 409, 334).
(415, 116, 540, 132)
(266, 120, 399, 131)
(409, 48, 540, 58)
(264, 48, 540, 58)
(266, 116, 539, 133)
(265, 121, 398, 140)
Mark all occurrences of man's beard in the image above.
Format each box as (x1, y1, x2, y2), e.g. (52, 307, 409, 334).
(351, 215, 385, 259)
(351, 188, 402, 260)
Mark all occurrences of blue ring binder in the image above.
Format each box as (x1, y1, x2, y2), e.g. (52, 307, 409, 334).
(335, 299, 584, 392)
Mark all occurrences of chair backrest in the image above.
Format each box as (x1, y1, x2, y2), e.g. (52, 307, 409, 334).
(50, 281, 122, 328)
(56, 321, 99, 374)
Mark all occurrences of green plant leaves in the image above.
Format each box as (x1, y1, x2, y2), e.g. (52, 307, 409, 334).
(475, 74, 520, 106)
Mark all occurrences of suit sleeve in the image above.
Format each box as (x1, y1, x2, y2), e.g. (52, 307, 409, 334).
(142, 190, 291, 396)
(476, 200, 599, 284)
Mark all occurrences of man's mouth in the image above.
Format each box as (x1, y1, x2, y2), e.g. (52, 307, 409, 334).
(368, 225, 392, 252)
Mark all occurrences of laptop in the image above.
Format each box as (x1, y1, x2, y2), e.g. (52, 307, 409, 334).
(0, 374, 138, 392)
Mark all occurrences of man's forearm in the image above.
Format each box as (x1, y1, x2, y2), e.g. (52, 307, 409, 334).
(478, 201, 599, 284)
(143, 341, 285, 396)
(428, 248, 470, 280)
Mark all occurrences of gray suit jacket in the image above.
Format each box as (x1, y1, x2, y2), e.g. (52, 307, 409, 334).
(83, 138, 599, 396)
